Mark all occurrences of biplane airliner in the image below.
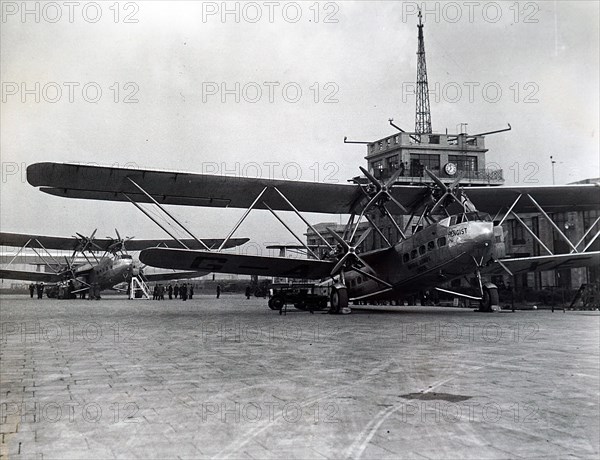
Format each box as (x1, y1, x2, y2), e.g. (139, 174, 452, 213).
(0, 230, 248, 298)
(25, 162, 600, 312)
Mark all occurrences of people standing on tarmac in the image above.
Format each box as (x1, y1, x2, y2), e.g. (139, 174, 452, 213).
(153, 285, 158, 300)
(36, 282, 44, 299)
(168, 284, 173, 300)
(245, 286, 251, 299)
(189, 284, 194, 299)
(158, 284, 165, 300)
(29, 283, 35, 298)
(216, 284, 221, 299)
(181, 283, 188, 301)
(174, 283, 179, 299)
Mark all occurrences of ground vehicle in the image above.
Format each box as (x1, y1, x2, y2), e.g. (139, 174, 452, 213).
(268, 283, 330, 313)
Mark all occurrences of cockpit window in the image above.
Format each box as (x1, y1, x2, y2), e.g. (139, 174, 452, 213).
(119, 254, 133, 259)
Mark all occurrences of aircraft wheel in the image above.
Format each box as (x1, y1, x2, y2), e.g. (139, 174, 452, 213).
(330, 286, 349, 314)
(268, 296, 284, 311)
(480, 285, 499, 312)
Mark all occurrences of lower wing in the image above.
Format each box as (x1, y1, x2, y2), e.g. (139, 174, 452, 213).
(139, 248, 335, 279)
(0, 269, 63, 283)
(486, 251, 600, 275)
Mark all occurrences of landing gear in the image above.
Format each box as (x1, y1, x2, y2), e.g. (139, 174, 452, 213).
(479, 283, 500, 312)
(329, 284, 350, 315)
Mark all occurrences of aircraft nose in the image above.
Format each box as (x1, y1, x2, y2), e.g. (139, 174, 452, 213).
(130, 260, 142, 276)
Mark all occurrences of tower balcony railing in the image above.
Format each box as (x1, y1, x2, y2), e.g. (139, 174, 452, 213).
(373, 167, 504, 184)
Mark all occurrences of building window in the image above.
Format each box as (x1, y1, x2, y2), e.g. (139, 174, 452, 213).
(449, 155, 478, 173)
(429, 135, 440, 144)
(510, 220, 526, 245)
(410, 153, 440, 176)
(387, 155, 399, 171)
(531, 216, 540, 256)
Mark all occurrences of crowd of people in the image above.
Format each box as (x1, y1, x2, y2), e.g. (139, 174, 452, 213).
(150, 283, 227, 300)
(29, 281, 228, 301)
(152, 283, 195, 301)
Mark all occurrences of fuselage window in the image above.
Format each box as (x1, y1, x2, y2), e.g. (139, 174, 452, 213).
(438, 237, 447, 247)
(427, 241, 435, 251)
(351, 279, 356, 287)
(411, 249, 418, 259)
(419, 245, 426, 255)
(357, 276, 362, 284)
(403, 253, 409, 263)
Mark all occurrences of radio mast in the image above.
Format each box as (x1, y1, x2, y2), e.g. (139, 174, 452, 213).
(415, 9, 432, 134)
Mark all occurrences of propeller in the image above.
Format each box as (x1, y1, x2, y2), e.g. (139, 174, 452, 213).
(327, 227, 374, 276)
(424, 169, 473, 215)
(359, 166, 408, 215)
(60, 256, 91, 288)
(62, 256, 77, 280)
(349, 167, 408, 242)
(106, 228, 134, 255)
(71, 229, 102, 257)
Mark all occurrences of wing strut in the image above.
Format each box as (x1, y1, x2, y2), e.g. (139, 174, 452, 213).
(526, 194, 578, 253)
(218, 187, 268, 251)
(6, 238, 32, 266)
(273, 187, 333, 250)
(126, 177, 210, 250)
(495, 192, 599, 257)
(510, 212, 553, 255)
(263, 203, 319, 259)
(6, 238, 62, 274)
(582, 228, 600, 252)
(123, 194, 190, 249)
(572, 215, 600, 253)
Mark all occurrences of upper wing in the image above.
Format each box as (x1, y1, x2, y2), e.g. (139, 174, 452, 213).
(27, 163, 600, 216)
(0, 269, 62, 283)
(139, 248, 335, 279)
(485, 252, 600, 275)
(463, 184, 600, 214)
(27, 162, 365, 214)
(0, 232, 248, 251)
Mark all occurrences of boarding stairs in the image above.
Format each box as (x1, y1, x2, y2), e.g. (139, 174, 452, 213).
(129, 275, 150, 299)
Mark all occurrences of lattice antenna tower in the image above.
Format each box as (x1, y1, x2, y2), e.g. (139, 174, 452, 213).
(415, 9, 432, 134)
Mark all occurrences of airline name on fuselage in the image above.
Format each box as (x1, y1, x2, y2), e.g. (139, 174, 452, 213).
(448, 226, 468, 238)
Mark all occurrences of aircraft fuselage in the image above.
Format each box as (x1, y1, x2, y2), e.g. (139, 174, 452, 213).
(71, 255, 135, 292)
(343, 215, 498, 301)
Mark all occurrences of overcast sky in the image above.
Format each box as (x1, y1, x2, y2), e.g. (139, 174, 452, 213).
(1, 1, 598, 250)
